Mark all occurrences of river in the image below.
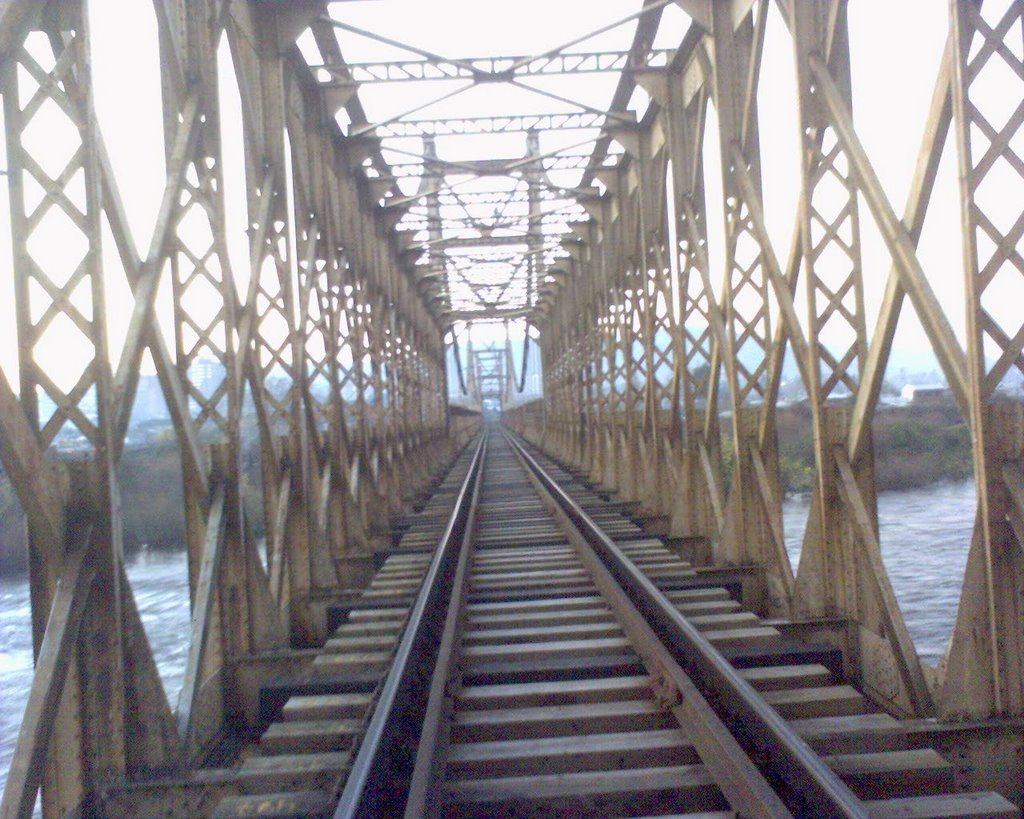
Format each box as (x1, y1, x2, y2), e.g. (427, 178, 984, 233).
(1, 549, 191, 802)
(0, 479, 977, 798)
(781, 478, 976, 663)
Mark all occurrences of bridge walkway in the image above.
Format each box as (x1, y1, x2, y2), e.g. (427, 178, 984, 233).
(193, 430, 1021, 819)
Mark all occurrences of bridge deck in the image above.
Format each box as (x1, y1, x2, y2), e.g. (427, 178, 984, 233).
(191, 431, 1019, 819)
(2, 1, 1024, 816)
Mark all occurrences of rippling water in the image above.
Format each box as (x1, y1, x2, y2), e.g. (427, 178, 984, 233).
(0, 549, 191, 799)
(783, 479, 976, 663)
(0, 480, 978, 797)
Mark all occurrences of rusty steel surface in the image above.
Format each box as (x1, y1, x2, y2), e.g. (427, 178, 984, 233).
(0, 0, 1021, 817)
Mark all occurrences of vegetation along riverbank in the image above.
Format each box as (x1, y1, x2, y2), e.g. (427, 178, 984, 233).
(0, 401, 972, 574)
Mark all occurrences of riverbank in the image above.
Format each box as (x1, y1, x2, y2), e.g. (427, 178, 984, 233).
(0, 425, 271, 574)
(775, 402, 972, 494)
(0, 402, 975, 573)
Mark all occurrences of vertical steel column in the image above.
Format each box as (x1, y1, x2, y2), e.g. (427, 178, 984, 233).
(708, 0, 787, 611)
(1, 0, 126, 808)
(945, 0, 1024, 718)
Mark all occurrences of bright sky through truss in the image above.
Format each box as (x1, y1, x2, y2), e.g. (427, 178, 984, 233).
(0, 0, 1016, 391)
(318, 0, 681, 321)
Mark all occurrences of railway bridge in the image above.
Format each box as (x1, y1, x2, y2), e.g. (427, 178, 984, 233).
(0, 0, 1023, 816)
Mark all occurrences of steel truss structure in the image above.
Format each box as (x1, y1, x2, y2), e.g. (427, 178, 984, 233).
(0, 0, 1020, 816)
(508, 0, 1024, 730)
(0, 2, 473, 816)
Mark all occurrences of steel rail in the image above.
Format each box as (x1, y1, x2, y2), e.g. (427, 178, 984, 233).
(402, 434, 487, 816)
(503, 430, 870, 819)
(333, 433, 487, 819)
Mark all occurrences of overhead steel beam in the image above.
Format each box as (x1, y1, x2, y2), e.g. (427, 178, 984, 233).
(370, 111, 608, 138)
(315, 49, 676, 84)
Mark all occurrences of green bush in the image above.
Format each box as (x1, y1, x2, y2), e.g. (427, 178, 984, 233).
(771, 404, 974, 495)
(874, 417, 972, 490)
(118, 445, 186, 550)
(779, 454, 815, 494)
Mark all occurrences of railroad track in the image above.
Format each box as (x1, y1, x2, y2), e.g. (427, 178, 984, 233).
(208, 444, 480, 819)
(215, 429, 1019, 818)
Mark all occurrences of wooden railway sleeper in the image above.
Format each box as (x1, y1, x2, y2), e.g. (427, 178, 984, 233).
(506, 430, 1019, 819)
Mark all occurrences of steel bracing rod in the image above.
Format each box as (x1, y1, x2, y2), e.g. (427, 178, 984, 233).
(508, 0, 684, 71)
(374, 161, 621, 183)
(442, 273, 536, 299)
(429, 188, 588, 204)
(396, 210, 588, 232)
(507, 326, 531, 394)
(505, 431, 868, 819)
(407, 232, 566, 252)
(378, 150, 492, 182)
(382, 141, 602, 196)
(345, 49, 641, 139)
(448, 306, 537, 321)
(401, 203, 586, 244)
(371, 111, 607, 137)
(323, 0, 680, 91)
(380, 135, 610, 178)
(415, 249, 561, 288)
(416, 247, 555, 278)
(504, 135, 620, 172)
(507, 76, 640, 125)
(319, 15, 491, 79)
(378, 170, 520, 210)
(349, 80, 476, 137)
(369, 136, 630, 180)
(333, 435, 486, 817)
(316, 49, 677, 84)
(445, 183, 505, 235)
(383, 173, 600, 209)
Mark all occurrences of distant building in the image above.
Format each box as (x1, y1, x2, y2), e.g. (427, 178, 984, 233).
(130, 374, 170, 425)
(901, 384, 949, 405)
(188, 357, 226, 399)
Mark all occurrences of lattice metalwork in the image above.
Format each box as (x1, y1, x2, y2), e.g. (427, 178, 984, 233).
(679, 213, 716, 413)
(298, 220, 337, 430)
(0, 3, 459, 814)
(711, 3, 774, 407)
(170, 132, 236, 435)
(374, 111, 607, 138)
(671, 87, 718, 419)
(317, 48, 676, 85)
(249, 181, 299, 435)
(794, 6, 866, 401)
(3, 30, 108, 448)
(505, 0, 1023, 726)
(802, 126, 865, 397)
(947, 0, 1024, 719)
(3, 3, 1024, 816)
(955, 0, 1024, 397)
